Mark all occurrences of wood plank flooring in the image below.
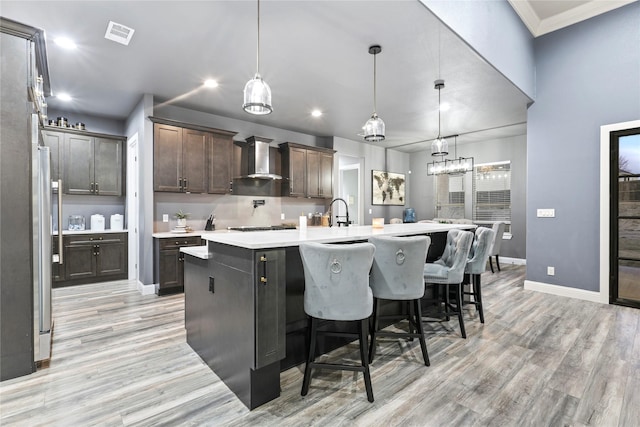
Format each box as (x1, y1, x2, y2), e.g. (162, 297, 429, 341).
(1, 265, 639, 426)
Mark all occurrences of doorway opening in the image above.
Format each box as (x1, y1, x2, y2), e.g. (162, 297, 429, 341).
(610, 127, 640, 308)
(337, 155, 364, 226)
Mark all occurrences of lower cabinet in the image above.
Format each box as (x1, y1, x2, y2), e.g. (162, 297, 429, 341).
(54, 232, 128, 287)
(154, 236, 202, 295)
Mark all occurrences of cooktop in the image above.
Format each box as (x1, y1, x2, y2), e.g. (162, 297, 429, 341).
(227, 225, 297, 232)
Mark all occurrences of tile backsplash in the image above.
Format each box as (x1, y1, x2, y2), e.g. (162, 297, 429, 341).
(154, 192, 329, 232)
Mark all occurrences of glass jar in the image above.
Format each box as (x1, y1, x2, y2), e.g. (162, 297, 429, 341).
(68, 215, 85, 231)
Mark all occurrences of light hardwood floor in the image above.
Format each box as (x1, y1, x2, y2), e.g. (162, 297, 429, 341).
(1, 265, 639, 426)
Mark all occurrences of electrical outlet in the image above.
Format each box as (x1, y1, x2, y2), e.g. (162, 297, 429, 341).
(281, 213, 285, 220)
(537, 208, 555, 218)
(162, 214, 169, 222)
(547, 266, 555, 276)
(369, 209, 372, 214)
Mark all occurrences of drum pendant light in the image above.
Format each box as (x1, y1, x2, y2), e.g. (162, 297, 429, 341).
(431, 79, 448, 156)
(363, 45, 385, 142)
(243, 0, 272, 115)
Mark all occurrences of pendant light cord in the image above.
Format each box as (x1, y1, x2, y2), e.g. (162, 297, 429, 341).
(437, 85, 441, 139)
(256, 0, 261, 75)
(373, 52, 377, 114)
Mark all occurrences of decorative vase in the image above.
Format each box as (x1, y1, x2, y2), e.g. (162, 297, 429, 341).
(177, 218, 187, 228)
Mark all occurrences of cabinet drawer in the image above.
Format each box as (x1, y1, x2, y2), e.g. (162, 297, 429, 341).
(65, 233, 126, 245)
(158, 236, 202, 249)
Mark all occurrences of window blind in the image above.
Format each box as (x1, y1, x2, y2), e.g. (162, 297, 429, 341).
(473, 162, 511, 226)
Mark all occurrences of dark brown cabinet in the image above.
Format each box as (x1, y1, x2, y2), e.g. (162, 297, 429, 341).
(153, 123, 207, 193)
(154, 236, 202, 295)
(208, 134, 234, 194)
(152, 119, 237, 194)
(280, 142, 335, 198)
(42, 130, 63, 182)
(43, 128, 124, 196)
(54, 232, 128, 287)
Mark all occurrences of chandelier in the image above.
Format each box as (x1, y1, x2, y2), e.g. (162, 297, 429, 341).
(427, 134, 474, 175)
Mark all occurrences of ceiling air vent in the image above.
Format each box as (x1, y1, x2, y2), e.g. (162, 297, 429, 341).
(104, 21, 135, 46)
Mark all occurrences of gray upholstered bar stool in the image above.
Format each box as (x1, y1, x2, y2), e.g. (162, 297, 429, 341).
(298, 241, 376, 402)
(423, 229, 474, 338)
(463, 227, 495, 324)
(368, 235, 431, 366)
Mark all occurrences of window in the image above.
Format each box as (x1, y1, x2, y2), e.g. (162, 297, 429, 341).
(434, 174, 465, 218)
(473, 161, 511, 232)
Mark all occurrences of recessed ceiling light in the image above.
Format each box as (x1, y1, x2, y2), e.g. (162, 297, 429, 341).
(57, 93, 72, 102)
(439, 102, 450, 112)
(204, 79, 219, 88)
(54, 37, 77, 49)
(311, 110, 322, 117)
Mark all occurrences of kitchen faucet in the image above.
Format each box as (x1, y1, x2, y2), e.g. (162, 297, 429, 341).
(328, 198, 351, 227)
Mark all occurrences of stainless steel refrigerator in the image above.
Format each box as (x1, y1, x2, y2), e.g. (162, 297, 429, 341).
(31, 113, 57, 362)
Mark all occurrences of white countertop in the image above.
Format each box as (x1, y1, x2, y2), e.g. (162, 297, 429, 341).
(53, 229, 128, 236)
(151, 229, 238, 239)
(201, 223, 475, 250)
(180, 245, 210, 259)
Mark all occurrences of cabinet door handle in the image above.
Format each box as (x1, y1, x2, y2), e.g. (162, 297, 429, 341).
(90, 182, 94, 192)
(184, 178, 188, 191)
(95, 182, 99, 194)
(178, 178, 183, 191)
(260, 255, 267, 284)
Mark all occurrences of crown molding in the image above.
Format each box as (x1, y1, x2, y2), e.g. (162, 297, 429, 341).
(508, 0, 636, 37)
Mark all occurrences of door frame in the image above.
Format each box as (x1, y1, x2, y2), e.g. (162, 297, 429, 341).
(599, 119, 640, 304)
(127, 133, 140, 286)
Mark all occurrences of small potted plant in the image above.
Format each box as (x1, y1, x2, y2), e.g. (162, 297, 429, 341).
(175, 209, 190, 228)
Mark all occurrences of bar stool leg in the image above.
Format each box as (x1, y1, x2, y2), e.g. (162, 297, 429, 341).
(407, 301, 415, 341)
(455, 283, 466, 339)
(358, 319, 374, 402)
(413, 299, 430, 366)
(496, 255, 501, 272)
(368, 298, 380, 363)
(489, 256, 495, 273)
(301, 316, 318, 396)
(444, 283, 451, 322)
(474, 274, 485, 324)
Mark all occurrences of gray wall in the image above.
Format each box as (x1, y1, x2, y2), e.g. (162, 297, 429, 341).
(527, 2, 640, 291)
(420, 0, 535, 99)
(47, 107, 125, 136)
(332, 137, 411, 224)
(409, 134, 527, 259)
(125, 94, 154, 286)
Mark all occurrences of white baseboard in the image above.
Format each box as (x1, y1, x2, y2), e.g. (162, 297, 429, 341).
(137, 280, 156, 296)
(499, 257, 526, 266)
(524, 280, 603, 303)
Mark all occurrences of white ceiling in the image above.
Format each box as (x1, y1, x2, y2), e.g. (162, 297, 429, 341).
(3, 1, 603, 153)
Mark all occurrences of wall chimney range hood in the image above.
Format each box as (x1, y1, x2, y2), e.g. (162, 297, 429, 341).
(239, 136, 282, 180)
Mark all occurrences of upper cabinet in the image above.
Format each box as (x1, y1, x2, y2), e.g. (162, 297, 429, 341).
(279, 142, 335, 198)
(43, 128, 124, 196)
(208, 134, 233, 194)
(151, 118, 237, 194)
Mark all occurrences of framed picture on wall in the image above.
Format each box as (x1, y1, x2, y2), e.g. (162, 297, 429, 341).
(372, 170, 405, 205)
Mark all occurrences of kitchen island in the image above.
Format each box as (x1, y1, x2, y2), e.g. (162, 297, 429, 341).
(184, 223, 474, 409)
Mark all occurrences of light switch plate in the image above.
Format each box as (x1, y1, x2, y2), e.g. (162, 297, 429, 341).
(162, 214, 169, 222)
(547, 266, 555, 276)
(537, 208, 555, 218)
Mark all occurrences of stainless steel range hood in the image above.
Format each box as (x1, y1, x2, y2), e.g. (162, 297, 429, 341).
(239, 136, 282, 180)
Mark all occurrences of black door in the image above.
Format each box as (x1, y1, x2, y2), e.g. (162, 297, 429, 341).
(610, 127, 640, 308)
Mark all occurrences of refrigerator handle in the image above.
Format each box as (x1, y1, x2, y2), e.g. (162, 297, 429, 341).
(57, 179, 63, 264)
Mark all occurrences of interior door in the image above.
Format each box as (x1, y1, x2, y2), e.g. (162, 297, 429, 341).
(610, 127, 640, 308)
